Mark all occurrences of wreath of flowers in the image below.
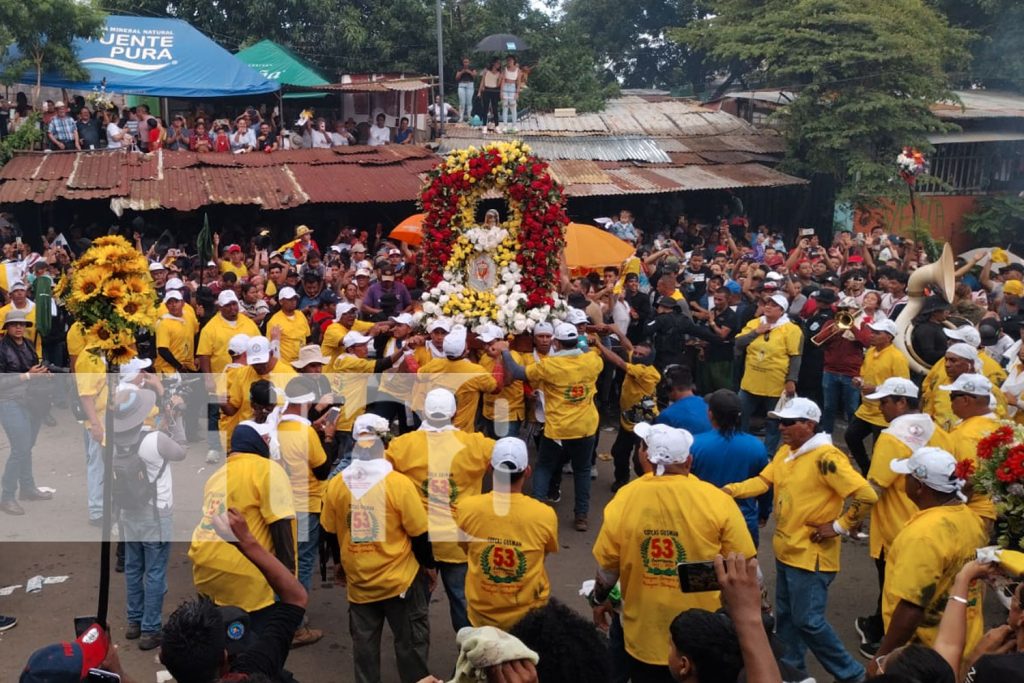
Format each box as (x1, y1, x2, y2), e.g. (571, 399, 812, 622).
(419, 141, 568, 334)
(972, 423, 1024, 550)
(53, 235, 159, 364)
(896, 147, 928, 185)
(480, 543, 528, 584)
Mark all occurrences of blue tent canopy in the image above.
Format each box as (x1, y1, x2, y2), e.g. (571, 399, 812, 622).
(11, 16, 279, 98)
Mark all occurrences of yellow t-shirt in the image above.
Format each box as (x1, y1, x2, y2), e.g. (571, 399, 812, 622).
(867, 423, 953, 559)
(219, 260, 249, 280)
(266, 280, 279, 298)
(949, 415, 1000, 522)
(156, 301, 199, 336)
(196, 314, 261, 375)
(217, 364, 245, 448)
(738, 320, 803, 397)
(277, 416, 328, 514)
(75, 350, 108, 430)
(524, 350, 603, 439)
(154, 315, 196, 373)
(386, 429, 495, 563)
(188, 452, 296, 612)
(321, 320, 374, 365)
(922, 363, 1008, 432)
(329, 353, 377, 431)
(619, 362, 661, 432)
(593, 473, 755, 665)
(457, 491, 558, 630)
(377, 337, 416, 401)
(320, 470, 429, 604)
(416, 357, 498, 432)
(883, 504, 987, 654)
(479, 352, 525, 422)
(226, 363, 297, 426)
(854, 344, 910, 426)
(266, 309, 311, 364)
(728, 443, 872, 573)
(67, 321, 87, 361)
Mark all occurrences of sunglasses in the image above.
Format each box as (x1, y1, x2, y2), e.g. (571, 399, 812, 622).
(949, 392, 971, 400)
(778, 418, 807, 427)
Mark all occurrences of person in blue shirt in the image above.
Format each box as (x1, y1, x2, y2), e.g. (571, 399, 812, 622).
(689, 388, 771, 546)
(654, 366, 712, 434)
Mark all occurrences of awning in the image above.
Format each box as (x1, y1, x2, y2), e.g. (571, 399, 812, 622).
(4, 16, 278, 98)
(235, 39, 330, 100)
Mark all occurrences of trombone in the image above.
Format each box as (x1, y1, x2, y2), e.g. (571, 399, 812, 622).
(810, 306, 865, 346)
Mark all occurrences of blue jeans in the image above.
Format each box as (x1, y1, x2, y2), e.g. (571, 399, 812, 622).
(206, 403, 222, 452)
(738, 391, 780, 456)
(297, 511, 321, 592)
(0, 400, 40, 501)
(457, 82, 474, 121)
(821, 372, 860, 436)
(122, 511, 172, 635)
(530, 434, 596, 516)
(84, 428, 105, 521)
(775, 560, 865, 682)
(438, 561, 470, 632)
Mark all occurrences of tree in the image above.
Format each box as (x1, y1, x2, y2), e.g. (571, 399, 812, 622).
(929, 0, 1024, 91)
(682, 0, 970, 205)
(0, 0, 106, 107)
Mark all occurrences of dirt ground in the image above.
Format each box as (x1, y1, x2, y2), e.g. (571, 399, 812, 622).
(0, 415, 1008, 682)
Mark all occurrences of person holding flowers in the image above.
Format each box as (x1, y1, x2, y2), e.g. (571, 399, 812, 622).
(943, 373, 1000, 525)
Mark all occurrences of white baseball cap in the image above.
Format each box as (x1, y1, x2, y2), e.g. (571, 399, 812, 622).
(428, 317, 453, 333)
(343, 330, 373, 348)
(8, 281, 26, 292)
(865, 377, 919, 400)
(765, 271, 785, 282)
(165, 277, 185, 290)
(247, 336, 272, 364)
(163, 290, 183, 303)
(118, 356, 152, 383)
(148, 262, 166, 272)
(945, 343, 979, 363)
(228, 334, 250, 356)
(767, 293, 789, 310)
(944, 325, 982, 348)
(768, 397, 822, 422)
(533, 321, 554, 336)
(424, 388, 457, 420)
(217, 290, 239, 307)
(355, 267, 373, 278)
(278, 286, 298, 300)
(353, 413, 390, 439)
(939, 373, 992, 396)
(634, 423, 694, 473)
(867, 319, 898, 337)
(443, 328, 468, 356)
(554, 322, 578, 342)
(475, 323, 504, 344)
(565, 308, 589, 326)
(389, 313, 415, 327)
(890, 447, 965, 497)
(491, 437, 529, 473)
(335, 301, 357, 319)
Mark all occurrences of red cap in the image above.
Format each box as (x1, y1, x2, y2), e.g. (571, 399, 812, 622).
(847, 255, 864, 263)
(226, 244, 242, 253)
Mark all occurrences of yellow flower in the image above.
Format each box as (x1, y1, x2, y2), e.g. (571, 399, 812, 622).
(124, 276, 150, 296)
(102, 279, 127, 301)
(73, 268, 105, 301)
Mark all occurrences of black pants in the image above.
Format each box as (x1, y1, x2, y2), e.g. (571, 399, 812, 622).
(627, 654, 675, 683)
(368, 396, 417, 434)
(844, 416, 881, 473)
(610, 427, 641, 486)
(482, 89, 500, 125)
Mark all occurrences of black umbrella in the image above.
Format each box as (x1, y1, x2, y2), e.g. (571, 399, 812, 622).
(474, 33, 529, 52)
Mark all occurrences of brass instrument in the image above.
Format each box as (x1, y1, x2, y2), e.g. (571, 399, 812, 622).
(893, 243, 956, 374)
(810, 307, 865, 346)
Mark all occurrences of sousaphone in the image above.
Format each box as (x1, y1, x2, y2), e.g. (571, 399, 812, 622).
(893, 243, 955, 375)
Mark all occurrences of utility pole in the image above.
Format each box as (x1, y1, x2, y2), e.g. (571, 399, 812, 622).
(435, 0, 445, 138)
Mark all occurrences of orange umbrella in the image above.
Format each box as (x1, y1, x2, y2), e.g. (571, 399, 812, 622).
(390, 213, 425, 245)
(564, 222, 634, 270)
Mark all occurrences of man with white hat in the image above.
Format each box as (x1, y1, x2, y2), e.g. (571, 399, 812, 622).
(473, 323, 525, 438)
(320, 413, 434, 683)
(456, 436, 558, 631)
(590, 422, 754, 680)
(414, 326, 503, 433)
(212, 334, 252, 463)
(498, 322, 602, 531)
(321, 301, 377, 366)
(725, 397, 876, 683)
(873, 447, 988, 672)
(154, 290, 196, 375)
(853, 377, 953, 657)
(371, 312, 421, 434)
(923, 342, 1008, 432)
(387, 388, 495, 632)
(197, 290, 260, 462)
(845, 318, 910, 472)
(413, 317, 454, 366)
(266, 286, 310, 365)
(943, 324, 1008, 386)
(148, 260, 169, 290)
(520, 321, 554, 461)
(156, 276, 199, 335)
(943, 373, 999, 524)
(223, 336, 296, 441)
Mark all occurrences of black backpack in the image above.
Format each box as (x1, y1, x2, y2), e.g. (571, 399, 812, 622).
(111, 432, 166, 512)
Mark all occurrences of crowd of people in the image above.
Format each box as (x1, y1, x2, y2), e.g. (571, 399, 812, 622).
(1, 207, 1023, 683)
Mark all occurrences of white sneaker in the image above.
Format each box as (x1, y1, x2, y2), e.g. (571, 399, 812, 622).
(591, 466, 599, 480)
(205, 450, 221, 464)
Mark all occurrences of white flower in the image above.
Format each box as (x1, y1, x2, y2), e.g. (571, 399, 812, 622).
(443, 271, 453, 281)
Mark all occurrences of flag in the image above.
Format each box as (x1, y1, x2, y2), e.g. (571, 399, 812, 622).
(196, 213, 213, 286)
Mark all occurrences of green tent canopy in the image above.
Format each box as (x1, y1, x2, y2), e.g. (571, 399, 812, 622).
(236, 39, 330, 99)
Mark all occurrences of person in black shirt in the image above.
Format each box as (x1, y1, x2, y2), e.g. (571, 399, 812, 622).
(679, 252, 713, 303)
(699, 289, 739, 392)
(623, 273, 651, 344)
(645, 296, 715, 372)
(911, 295, 951, 372)
(76, 107, 101, 149)
(160, 508, 306, 683)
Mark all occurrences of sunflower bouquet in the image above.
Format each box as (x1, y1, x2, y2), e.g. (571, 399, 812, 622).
(54, 235, 159, 364)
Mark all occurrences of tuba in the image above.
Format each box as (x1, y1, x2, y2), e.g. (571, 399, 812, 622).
(893, 243, 956, 375)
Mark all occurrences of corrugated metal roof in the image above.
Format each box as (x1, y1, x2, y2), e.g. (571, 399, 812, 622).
(547, 160, 611, 185)
(437, 135, 671, 163)
(289, 163, 425, 203)
(286, 77, 431, 93)
(934, 91, 1024, 120)
(563, 163, 807, 197)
